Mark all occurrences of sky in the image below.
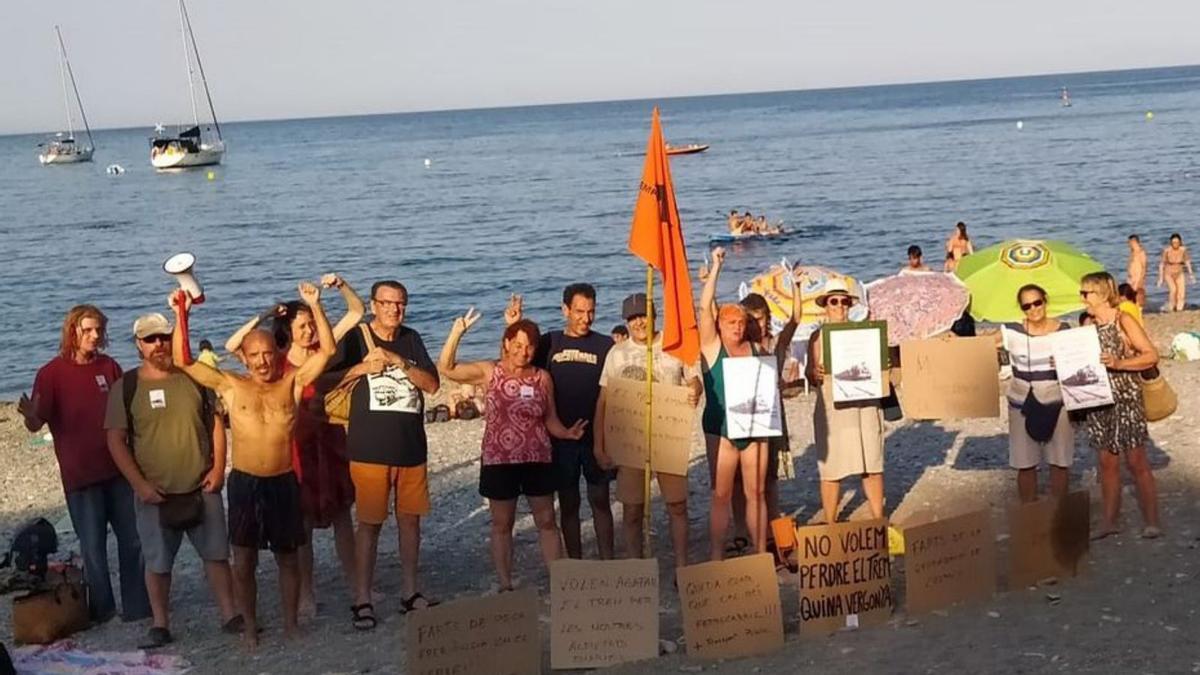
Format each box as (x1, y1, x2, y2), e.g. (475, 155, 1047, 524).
(3, 0, 1199, 135)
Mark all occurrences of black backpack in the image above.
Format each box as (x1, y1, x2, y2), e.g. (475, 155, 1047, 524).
(1, 518, 57, 578)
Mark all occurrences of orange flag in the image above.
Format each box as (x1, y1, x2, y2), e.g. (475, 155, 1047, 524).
(628, 107, 700, 365)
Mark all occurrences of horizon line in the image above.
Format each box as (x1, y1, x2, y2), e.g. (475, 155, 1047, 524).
(4, 61, 1197, 139)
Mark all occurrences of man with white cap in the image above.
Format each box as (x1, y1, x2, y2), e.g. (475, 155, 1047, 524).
(805, 279, 886, 524)
(105, 313, 240, 649)
(593, 293, 701, 569)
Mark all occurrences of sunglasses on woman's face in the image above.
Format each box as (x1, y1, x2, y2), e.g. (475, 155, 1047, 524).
(1020, 298, 1045, 311)
(1079, 289, 1095, 299)
(826, 297, 853, 307)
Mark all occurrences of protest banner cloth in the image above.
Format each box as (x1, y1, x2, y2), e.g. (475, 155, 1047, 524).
(676, 554, 784, 659)
(602, 378, 694, 476)
(1050, 325, 1115, 411)
(550, 558, 659, 670)
(796, 518, 893, 635)
(902, 508, 996, 614)
(899, 336, 1000, 419)
(721, 355, 783, 439)
(822, 321, 889, 403)
(1008, 491, 1089, 588)
(405, 588, 540, 675)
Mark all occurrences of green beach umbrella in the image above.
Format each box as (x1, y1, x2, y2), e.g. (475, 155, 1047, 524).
(955, 239, 1106, 323)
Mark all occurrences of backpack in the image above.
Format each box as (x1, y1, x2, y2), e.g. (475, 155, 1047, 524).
(121, 370, 216, 453)
(2, 518, 57, 578)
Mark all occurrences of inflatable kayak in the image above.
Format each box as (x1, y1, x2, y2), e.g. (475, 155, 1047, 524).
(709, 230, 790, 244)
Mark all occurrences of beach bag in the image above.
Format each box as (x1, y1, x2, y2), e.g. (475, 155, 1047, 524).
(1140, 368, 1177, 422)
(324, 324, 376, 427)
(11, 566, 88, 645)
(2, 518, 57, 579)
(1020, 390, 1062, 443)
(158, 489, 205, 530)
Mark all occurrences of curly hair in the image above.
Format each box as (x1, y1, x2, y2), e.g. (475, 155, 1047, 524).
(59, 304, 108, 360)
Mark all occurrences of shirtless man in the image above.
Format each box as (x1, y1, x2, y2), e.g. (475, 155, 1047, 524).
(1127, 235, 1148, 307)
(169, 282, 335, 647)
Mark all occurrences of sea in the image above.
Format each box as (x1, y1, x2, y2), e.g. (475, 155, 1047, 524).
(2, 65, 1199, 398)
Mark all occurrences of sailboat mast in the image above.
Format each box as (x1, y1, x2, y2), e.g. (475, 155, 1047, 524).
(55, 26, 74, 139)
(178, 0, 200, 129)
(180, 0, 223, 141)
(56, 26, 94, 149)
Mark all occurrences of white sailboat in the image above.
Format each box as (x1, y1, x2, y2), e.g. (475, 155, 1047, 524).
(151, 0, 224, 170)
(38, 26, 94, 166)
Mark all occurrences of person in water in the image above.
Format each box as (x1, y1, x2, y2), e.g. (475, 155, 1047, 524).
(1156, 233, 1195, 312)
(945, 222, 974, 271)
(1127, 235, 1148, 307)
(902, 245, 930, 274)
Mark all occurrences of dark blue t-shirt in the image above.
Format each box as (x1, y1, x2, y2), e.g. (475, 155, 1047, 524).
(534, 330, 613, 445)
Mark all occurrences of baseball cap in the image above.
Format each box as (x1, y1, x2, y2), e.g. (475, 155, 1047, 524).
(133, 313, 173, 339)
(621, 293, 649, 320)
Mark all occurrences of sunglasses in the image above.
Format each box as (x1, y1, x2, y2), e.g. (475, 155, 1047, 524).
(1079, 289, 1095, 299)
(139, 334, 171, 344)
(826, 297, 853, 307)
(372, 299, 407, 309)
(1020, 299, 1045, 311)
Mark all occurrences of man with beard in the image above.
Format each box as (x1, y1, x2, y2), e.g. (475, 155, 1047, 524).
(105, 313, 240, 649)
(169, 282, 335, 647)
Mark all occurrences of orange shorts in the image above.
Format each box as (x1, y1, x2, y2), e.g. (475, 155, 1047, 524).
(616, 466, 688, 505)
(350, 461, 429, 524)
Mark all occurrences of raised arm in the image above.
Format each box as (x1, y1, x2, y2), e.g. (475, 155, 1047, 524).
(437, 307, 494, 386)
(699, 247, 725, 345)
(170, 291, 229, 392)
(322, 273, 366, 341)
(225, 303, 284, 354)
(294, 282, 337, 389)
(543, 372, 586, 440)
(776, 270, 804, 363)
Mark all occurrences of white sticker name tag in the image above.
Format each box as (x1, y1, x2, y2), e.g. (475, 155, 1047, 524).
(148, 389, 166, 410)
(95, 375, 109, 392)
(519, 385, 535, 399)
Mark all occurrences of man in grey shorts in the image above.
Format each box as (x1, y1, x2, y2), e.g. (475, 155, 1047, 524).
(105, 313, 240, 649)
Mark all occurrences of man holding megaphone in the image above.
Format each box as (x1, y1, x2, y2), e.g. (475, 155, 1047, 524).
(169, 280, 336, 648)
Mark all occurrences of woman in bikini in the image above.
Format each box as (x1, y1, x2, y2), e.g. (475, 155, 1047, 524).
(1156, 233, 1195, 312)
(944, 221, 974, 272)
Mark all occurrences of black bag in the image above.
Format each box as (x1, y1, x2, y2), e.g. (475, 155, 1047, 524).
(158, 490, 205, 530)
(1020, 390, 1062, 443)
(2, 518, 58, 578)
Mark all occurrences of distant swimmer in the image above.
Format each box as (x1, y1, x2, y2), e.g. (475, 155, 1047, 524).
(901, 245, 930, 274)
(945, 222, 974, 272)
(106, 164, 124, 175)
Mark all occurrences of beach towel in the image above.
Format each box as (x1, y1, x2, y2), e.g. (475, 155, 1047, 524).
(11, 641, 189, 675)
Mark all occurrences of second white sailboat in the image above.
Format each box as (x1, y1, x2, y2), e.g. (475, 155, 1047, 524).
(151, 0, 224, 170)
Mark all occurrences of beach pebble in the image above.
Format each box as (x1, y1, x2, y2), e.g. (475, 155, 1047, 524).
(987, 611, 1001, 619)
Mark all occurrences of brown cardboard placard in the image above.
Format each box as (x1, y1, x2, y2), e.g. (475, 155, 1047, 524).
(676, 553, 783, 659)
(405, 588, 540, 675)
(899, 336, 1000, 419)
(550, 558, 659, 670)
(602, 378, 694, 476)
(796, 518, 893, 635)
(903, 509, 996, 614)
(1008, 491, 1090, 588)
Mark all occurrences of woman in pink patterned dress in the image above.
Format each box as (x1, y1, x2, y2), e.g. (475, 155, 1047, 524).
(437, 310, 586, 591)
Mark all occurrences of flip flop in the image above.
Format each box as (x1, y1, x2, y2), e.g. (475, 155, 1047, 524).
(351, 603, 377, 631)
(139, 626, 173, 650)
(221, 614, 245, 634)
(724, 536, 750, 557)
(1141, 526, 1162, 539)
(1090, 527, 1121, 541)
(400, 592, 440, 614)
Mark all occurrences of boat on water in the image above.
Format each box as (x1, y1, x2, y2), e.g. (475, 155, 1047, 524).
(709, 229, 790, 244)
(38, 26, 94, 166)
(1060, 86, 1072, 108)
(151, 0, 224, 170)
(666, 143, 709, 156)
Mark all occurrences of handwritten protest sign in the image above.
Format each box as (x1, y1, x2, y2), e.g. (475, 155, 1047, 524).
(903, 509, 996, 614)
(677, 554, 783, 659)
(1008, 491, 1089, 588)
(796, 518, 893, 635)
(603, 378, 694, 476)
(899, 337, 1000, 419)
(550, 558, 658, 670)
(405, 588, 540, 675)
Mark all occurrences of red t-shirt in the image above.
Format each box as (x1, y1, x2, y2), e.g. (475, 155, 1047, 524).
(32, 355, 123, 492)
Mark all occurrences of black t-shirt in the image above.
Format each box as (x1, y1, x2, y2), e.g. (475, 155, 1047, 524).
(339, 324, 437, 467)
(534, 330, 613, 445)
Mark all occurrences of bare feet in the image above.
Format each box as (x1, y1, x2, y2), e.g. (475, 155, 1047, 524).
(1091, 525, 1120, 541)
(242, 631, 259, 652)
(299, 596, 318, 621)
(1141, 525, 1162, 539)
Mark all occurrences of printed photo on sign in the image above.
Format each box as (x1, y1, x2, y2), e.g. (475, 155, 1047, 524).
(824, 323, 887, 403)
(721, 356, 782, 439)
(1050, 326, 1115, 411)
(368, 367, 421, 413)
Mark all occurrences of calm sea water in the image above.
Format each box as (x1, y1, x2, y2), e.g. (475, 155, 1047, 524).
(3, 66, 1199, 397)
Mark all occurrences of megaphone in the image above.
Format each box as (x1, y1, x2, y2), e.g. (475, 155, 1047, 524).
(163, 252, 205, 305)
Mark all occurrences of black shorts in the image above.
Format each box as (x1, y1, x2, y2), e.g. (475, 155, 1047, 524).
(228, 470, 306, 552)
(552, 439, 615, 491)
(479, 462, 558, 501)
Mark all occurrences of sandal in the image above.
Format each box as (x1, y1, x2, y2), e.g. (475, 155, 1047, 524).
(221, 614, 245, 635)
(724, 536, 750, 557)
(351, 603, 377, 631)
(400, 592, 439, 614)
(139, 626, 173, 650)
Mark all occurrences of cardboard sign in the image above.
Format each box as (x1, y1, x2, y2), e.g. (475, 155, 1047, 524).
(1008, 491, 1089, 588)
(1050, 326, 1115, 411)
(796, 518, 893, 635)
(677, 554, 784, 659)
(550, 558, 658, 670)
(722, 355, 783, 439)
(899, 337, 1000, 419)
(903, 509, 996, 614)
(405, 589, 540, 675)
(603, 378, 694, 476)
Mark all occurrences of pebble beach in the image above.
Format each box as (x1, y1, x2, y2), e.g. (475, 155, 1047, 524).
(1, 310, 1197, 673)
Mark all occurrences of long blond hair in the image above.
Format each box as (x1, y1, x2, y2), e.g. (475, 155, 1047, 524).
(1080, 272, 1119, 309)
(59, 305, 109, 360)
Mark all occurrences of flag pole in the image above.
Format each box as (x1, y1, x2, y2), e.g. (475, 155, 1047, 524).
(642, 263, 654, 559)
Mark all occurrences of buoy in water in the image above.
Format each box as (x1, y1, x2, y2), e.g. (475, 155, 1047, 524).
(1146, 111, 1154, 121)
(1016, 120, 1024, 130)
(424, 158, 432, 168)
(207, 171, 215, 181)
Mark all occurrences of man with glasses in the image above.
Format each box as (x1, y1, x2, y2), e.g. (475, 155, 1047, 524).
(334, 280, 439, 628)
(105, 313, 240, 648)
